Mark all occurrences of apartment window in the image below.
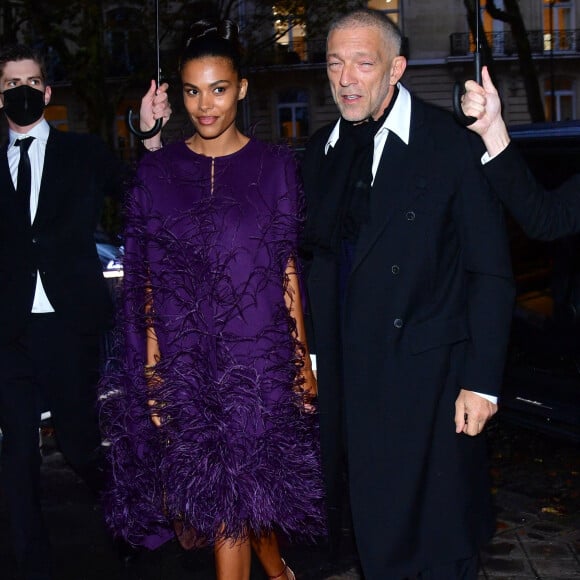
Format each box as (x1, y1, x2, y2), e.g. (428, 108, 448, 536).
(367, 0, 400, 24)
(273, 3, 307, 62)
(483, 0, 508, 56)
(278, 90, 309, 140)
(544, 77, 576, 121)
(115, 100, 140, 161)
(44, 105, 68, 131)
(44, 46, 66, 83)
(466, 1, 506, 55)
(543, 0, 574, 52)
(105, 7, 143, 75)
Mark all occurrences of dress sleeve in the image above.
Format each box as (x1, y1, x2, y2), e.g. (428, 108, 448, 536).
(121, 164, 155, 369)
(284, 151, 306, 253)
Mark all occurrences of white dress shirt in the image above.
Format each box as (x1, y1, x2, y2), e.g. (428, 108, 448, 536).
(323, 85, 497, 404)
(8, 120, 55, 313)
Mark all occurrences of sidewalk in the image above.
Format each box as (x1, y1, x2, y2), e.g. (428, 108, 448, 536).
(0, 420, 578, 579)
(297, 418, 580, 580)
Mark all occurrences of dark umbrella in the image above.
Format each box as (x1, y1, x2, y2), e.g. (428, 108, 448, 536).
(453, 0, 482, 126)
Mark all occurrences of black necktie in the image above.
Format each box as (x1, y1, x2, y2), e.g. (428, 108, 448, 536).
(15, 137, 35, 218)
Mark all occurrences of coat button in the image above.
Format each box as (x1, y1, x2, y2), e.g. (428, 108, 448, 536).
(393, 318, 404, 329)
(391, 264, 400, 275)
(32, 237, 37, 244)
(406, 211, 416, 221)
(30, 271, 36, 278)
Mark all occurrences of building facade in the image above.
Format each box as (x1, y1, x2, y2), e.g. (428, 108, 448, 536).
(1, 0, 579, 153)
(249, 0, 580, 147)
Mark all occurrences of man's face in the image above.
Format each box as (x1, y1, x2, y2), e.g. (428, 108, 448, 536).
(0, 59, 47, 100)
(326, 25, 399, 122)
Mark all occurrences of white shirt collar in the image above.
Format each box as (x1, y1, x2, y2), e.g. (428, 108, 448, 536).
(9, 119, 50, 147)
(324, 83, 411, 154)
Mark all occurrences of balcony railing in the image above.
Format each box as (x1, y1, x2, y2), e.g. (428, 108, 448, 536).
(249, 38, 327, 67)
(248, 36, 410, 67)
(450, 29, 580, 58)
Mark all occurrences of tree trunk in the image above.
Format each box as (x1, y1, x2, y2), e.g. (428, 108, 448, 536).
(486, 0, 546, 122)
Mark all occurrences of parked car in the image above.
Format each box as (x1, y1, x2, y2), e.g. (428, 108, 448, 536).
(95, 230, 124, 279)
(499, 121, 580, 443)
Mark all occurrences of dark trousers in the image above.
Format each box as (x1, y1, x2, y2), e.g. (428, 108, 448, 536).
(0, 314, 104, 580)
(415, 554, 479, 580)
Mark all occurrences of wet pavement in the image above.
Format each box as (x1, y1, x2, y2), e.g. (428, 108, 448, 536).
(0, 417, 578, 579)
(477, 420, 580, 580)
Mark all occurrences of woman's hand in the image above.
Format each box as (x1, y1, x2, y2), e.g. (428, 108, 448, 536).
(145, 365, 163, 428)
(299, 366, 318, 413)
(139, 80, 172, 151)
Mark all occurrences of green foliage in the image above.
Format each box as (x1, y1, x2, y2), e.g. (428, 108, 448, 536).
(2, 0, 357, 140)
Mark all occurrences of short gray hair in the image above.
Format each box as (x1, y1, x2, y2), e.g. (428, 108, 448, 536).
(328, 8, 402, 56)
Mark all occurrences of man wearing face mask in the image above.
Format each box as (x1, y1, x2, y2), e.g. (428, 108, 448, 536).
(0, 44, 146, 580)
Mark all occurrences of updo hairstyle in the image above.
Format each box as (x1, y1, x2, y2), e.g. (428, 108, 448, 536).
(179, 19, 243, 77)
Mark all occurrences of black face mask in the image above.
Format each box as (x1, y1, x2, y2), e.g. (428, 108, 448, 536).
(2, 84, 46, 127)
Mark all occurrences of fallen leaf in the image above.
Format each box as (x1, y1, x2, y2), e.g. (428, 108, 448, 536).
(541, 506, 563, 515)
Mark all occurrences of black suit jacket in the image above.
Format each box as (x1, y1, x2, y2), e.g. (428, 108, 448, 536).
(302, 95, 515, 577)
(0, 126, 122, 341)
(483, 141, 580, 240)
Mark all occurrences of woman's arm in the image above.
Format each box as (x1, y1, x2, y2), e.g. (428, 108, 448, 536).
(144, 285, 163, 427)
(284, 258, 317, 407)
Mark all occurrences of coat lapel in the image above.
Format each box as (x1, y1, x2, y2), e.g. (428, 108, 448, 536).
(0, 141, 31, 230)
(33, 128, 65, 226)
(0, 142, 14, 193)
(350, 99, 432, 275)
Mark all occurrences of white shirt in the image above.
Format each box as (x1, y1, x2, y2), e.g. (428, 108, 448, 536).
(323, 84, 497, 405)
(8, 120, 55, 313)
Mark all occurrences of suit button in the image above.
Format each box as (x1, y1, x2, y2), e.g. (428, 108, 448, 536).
(30, 271, 36, 278)
(391, 265, 400, 275)
(32, 237, 37, 244)
(393, 318, 404, 329)
(406, 211, 416, 221)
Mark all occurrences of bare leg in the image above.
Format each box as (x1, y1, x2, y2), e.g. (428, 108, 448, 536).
(214, 536, 252, 580)
(251, 531, 294, 579)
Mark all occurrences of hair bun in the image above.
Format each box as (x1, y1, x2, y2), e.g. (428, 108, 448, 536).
(186, 18, 239, 47)
(179, 17, 244, 75)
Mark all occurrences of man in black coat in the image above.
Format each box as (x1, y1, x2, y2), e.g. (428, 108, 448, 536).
(462, 65, 580, 241)
(301, 10, 515, 579)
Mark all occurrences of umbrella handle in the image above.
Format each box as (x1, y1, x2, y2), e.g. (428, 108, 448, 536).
(126, 109, 163, 139)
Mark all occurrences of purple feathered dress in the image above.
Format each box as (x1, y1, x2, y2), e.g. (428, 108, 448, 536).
(99, 138, 325, 549)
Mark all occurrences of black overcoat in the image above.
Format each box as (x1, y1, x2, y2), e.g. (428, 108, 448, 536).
(301, 96, 515, 578)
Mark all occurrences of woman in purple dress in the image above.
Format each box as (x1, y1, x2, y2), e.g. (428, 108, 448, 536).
(100, 19, 324, 580)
